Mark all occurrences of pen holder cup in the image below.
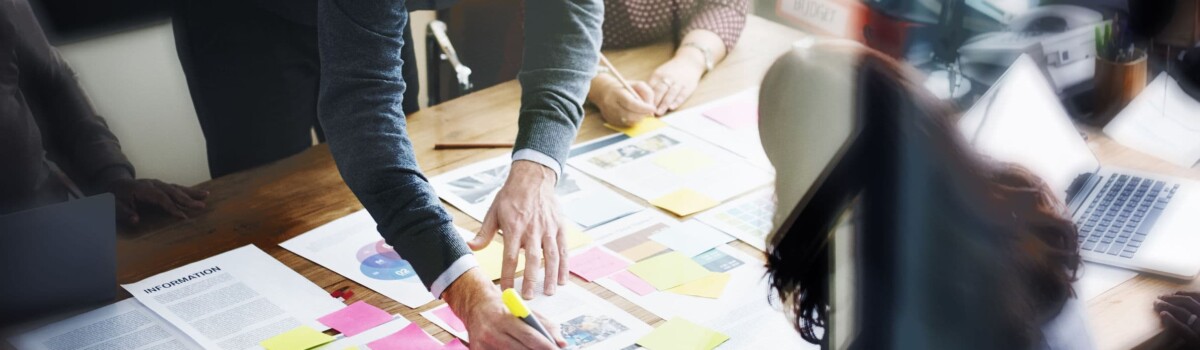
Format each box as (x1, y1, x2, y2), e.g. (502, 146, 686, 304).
(1090, 50, 1148, 127)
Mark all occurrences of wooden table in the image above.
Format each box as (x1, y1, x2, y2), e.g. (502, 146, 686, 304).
(109, 15, 1192, 349)
(114, 16, 806, 345)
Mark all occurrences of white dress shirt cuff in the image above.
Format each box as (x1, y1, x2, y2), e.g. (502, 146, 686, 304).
(512, 149, 563, 181)
(430, 254, 480, 298)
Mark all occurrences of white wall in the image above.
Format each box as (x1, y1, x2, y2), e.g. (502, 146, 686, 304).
(56, 12, 437, 186)
(57, 22, 210, 186)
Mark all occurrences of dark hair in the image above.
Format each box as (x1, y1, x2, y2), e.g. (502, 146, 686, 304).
(764, 46, 1081, 346)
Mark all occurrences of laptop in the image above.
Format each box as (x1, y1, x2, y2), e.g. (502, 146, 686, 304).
(960, 55, 1200, 279)
(0, 194, 117, 326)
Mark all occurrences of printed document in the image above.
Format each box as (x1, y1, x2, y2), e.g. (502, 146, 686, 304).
(121, 245, 343, 350)
(9, 298, 202, 350)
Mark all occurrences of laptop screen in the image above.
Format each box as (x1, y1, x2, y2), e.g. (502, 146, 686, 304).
(959, 55, 1100, 202)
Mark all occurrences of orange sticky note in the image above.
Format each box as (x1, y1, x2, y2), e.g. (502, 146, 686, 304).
(650, 189, 719, 216)
(605, 117, 667, 137)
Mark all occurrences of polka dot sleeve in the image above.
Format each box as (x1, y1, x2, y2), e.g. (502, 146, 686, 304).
(682, 0, 749, 51)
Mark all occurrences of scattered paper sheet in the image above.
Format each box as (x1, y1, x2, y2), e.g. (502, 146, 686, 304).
(1104, 73, 1200, 168)
(513, 279, 653, 349)
(695, 187, 777, 251)
(121, 245, 344, 350)
(424, 280, 652, 348)
(260, 325, 335, 350)
(569, 127, 773, 208)
(457, 228, 524, 281)
(650, 189, 720, 217)
(8, 298, 203, 350)
(431, 155, 643, 228)
(318, 301, 394, 337)
(628, 252, 712, 290)
(700, 297, 819, 350)
(653, 148, 716, 175)
(702, 101, 758, 130)
(420, 304, 469, 341)
(636, 317, 729, 350)
(605, 117, 668, 137)
(569, 247, 632, 282)
(315, 317, 411, 350)
(442, 339, 469, 350)
(649, 220, 735, 257)
(366, 323, 442, 350)
(1075, 262, 1139, 301)
(662, 90, 771, 167)
(666, 272, 731, 299)
(609, 270, 656, 296)
(279, 211, 435, 308)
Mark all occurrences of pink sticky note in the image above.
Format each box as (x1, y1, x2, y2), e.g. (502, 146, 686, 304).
(317, 301, 393, 337)
(703, 101, 758, 130)
(569, 247, 631, 282)
(432, 306, 466, 332)
(610, 270, 655, 296)
(442, 339, 469, 350)
(367, 323, 442, 350)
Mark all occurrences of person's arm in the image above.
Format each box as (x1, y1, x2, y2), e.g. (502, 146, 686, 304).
(648, 0, 747, 114)
(468, 0, 603, 299)
(10, 0, 133, 192)
(11, 0, 206, 222)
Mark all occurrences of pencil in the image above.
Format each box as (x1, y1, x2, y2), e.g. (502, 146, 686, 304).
(434, 143, 515, 150)
(599, 54, 638, 96)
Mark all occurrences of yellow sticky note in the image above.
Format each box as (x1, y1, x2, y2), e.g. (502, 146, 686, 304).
(666, 272, 731, 299)
(637, 317, 730, 350)
(605, 117, 667, 137)
(627, 251, 711, 290)
(260, 326, 335, 350)
(653, 148, 715, 175)
(461, 229, 526, 280)
(565, 225, 593, 251)
(650, 189, 719, 216)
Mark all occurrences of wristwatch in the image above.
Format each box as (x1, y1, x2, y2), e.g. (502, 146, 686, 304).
(682, 42, 714, 73)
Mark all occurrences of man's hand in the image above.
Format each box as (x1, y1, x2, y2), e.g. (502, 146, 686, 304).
(108, 178, 208, 225)
(1157, 291, 1200, 347)
(443, 268, 566, 349)
(470, 160, 568, 299)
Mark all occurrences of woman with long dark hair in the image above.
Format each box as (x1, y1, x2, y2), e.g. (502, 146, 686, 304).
(759, 40, 1085, 349)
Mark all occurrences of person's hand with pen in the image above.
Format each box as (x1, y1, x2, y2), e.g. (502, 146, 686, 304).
(443, 268, 567, 349)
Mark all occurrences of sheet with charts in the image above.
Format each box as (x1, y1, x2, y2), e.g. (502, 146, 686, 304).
(8, 298, 202, 350)
(422, 280, 652, 349)
(567, 127, 774, 215)
(431, 155, 644, 229)
(121, 245, 344, 350)
(695, 187, 777, 251)
(578, 211, 811, 349)
(660, 89, 771, 168)
(279, 210, 436, 308)
(1103, 73, 1200, 168)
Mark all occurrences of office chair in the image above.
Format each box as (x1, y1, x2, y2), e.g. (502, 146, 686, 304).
(760, 38, 1031, 349)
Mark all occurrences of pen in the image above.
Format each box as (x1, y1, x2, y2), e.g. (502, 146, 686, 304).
(598, 54, 639, 96)
(501, 288, 555, 343)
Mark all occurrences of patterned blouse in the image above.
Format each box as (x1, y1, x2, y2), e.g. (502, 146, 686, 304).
(602, 0, 750, 51)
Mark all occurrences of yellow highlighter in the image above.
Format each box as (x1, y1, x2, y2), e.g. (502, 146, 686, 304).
(501, 288, 555, 343)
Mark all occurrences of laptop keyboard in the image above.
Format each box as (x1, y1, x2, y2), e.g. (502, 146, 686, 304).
(1077, 175, 1179, 259)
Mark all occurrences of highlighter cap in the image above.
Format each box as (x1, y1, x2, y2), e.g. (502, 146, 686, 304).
(501, 288, 531, 317)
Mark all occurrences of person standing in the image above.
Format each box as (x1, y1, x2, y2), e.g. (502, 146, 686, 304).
(171, 0, 426, 178)
(316, 0, 601, 348)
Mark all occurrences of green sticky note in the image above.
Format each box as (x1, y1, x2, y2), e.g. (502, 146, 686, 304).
(259, 325, 335, 350)
(637, 317, 730, 350)
(627, 251, 711, 290)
